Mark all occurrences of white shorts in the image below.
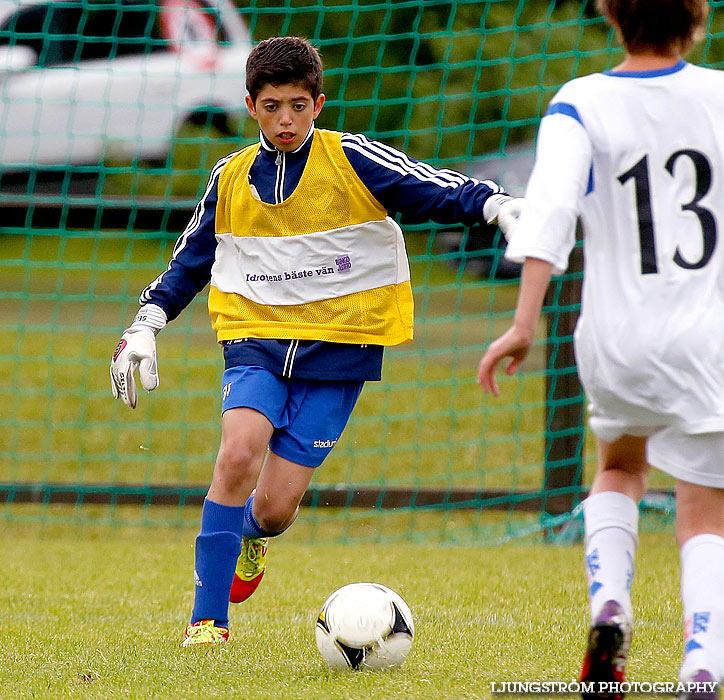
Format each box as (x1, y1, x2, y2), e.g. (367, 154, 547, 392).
(588, 400, 724, 488)
(648, 429, 724, 488)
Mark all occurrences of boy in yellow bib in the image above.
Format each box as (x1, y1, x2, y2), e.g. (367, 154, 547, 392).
(110, 36, 522, 646)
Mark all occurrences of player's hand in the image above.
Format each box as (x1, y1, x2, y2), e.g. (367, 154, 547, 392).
(477, 324, 534, 397)
(110, 327, 159, 409)
(496, 197, 525, 241)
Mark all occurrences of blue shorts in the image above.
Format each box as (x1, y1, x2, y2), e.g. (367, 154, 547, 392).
(221, 365, 364, 468)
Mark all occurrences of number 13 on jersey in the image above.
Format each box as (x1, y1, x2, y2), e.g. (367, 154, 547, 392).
(618, 149, 717, 275)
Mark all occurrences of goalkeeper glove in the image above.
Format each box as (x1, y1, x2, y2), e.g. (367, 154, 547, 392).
(110, 304, 167, 409)
(484, 194, 525, 242)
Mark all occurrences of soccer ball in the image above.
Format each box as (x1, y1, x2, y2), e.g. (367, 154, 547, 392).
(314, 582, 414, 670)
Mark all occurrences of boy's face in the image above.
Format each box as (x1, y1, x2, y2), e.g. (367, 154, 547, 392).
(246, 82, 325, 152)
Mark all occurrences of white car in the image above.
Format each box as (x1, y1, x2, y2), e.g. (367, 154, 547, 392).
(0, 0, 251, 168)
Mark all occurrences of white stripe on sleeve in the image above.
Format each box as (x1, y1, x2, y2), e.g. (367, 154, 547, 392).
(140, 154, 234, 303)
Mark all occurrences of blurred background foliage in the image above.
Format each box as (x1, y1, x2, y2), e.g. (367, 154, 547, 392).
(103, 0, 724, 199)
(240, 0, 611, 161)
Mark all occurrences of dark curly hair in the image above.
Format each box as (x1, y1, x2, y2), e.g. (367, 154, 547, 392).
(246, 36, 323, 103)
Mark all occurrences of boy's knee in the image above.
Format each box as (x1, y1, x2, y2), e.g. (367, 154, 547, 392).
(217, 435, 264, 471)
(596, 461, 649, 493)
(253, 499, 299, 535)
(213, 440, 266, 494)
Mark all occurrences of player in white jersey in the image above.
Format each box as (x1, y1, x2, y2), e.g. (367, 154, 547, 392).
(478, 1, 722, 699)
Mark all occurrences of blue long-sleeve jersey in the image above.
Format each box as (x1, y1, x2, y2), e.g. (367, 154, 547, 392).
(140, 126, 504, 381)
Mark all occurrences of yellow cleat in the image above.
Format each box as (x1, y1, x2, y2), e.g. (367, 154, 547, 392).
(229, 536, 269, 603)
(182, 619, 229, 647)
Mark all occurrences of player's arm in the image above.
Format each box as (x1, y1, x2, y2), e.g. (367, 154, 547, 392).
(504, 102, 592, 272)
(477, 257, 553, 396)
(110, 156, 229, 408)
(478, 100, 593, 395)
(341, 133, 523, 240)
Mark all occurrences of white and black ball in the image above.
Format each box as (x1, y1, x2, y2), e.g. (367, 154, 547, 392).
(315, 582, 414, 670)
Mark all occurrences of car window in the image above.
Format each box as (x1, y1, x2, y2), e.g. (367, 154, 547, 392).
(0, 0, 227, 68)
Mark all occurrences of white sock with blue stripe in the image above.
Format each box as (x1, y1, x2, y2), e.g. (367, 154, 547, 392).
(680, 534, 724, 682)
(583, 491, 638, 622)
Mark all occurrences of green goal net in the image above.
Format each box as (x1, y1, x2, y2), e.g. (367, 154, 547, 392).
(2, 0, 722, 541)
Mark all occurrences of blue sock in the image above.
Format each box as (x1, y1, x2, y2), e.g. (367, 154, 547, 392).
(242, 493, 274, 539)
(191, 498, 245, 627)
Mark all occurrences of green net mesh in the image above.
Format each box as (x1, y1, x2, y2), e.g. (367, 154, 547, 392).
(2, 0, 721, 541)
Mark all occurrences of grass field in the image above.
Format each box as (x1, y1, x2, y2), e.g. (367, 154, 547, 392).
(1, 522, 683, 700)
(0, 226, 683, 700)
(0, 227, 682, 697)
